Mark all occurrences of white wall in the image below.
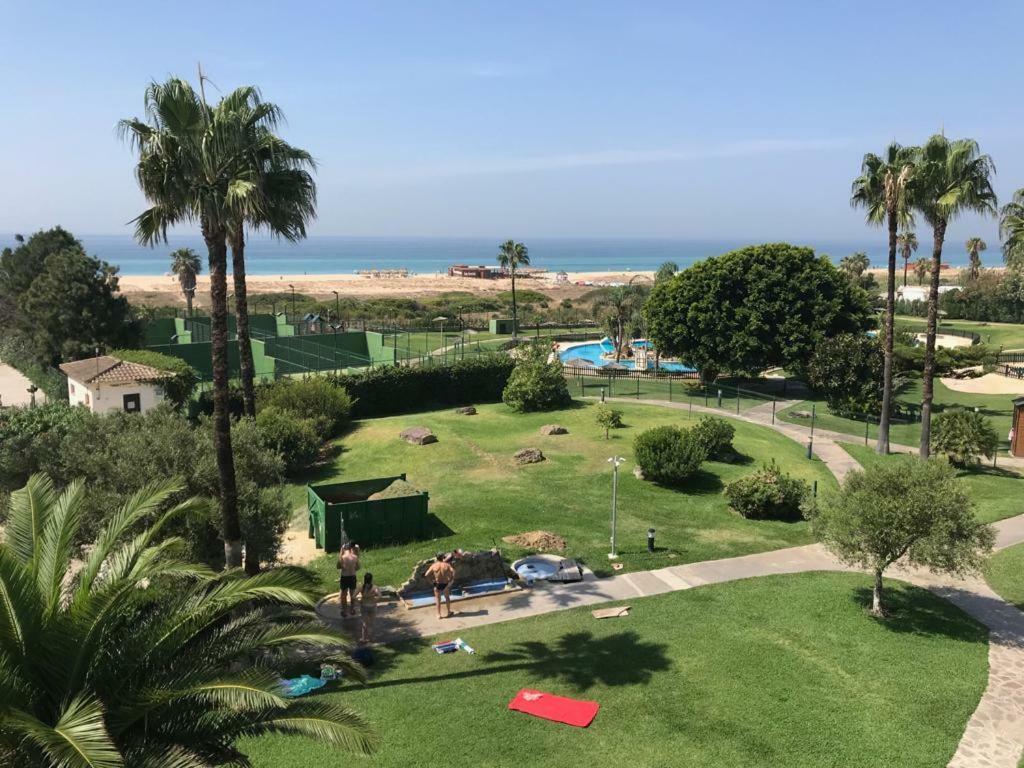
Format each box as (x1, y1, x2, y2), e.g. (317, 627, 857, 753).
(67, 378, 165, 414)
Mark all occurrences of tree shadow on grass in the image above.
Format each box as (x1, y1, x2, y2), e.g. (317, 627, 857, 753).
(358, 629, 672, 692)
(851, 585, 989, 644)
(955, 464, 1022, 480)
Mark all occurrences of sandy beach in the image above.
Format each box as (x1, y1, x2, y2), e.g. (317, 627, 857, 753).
(118, 270, 656, 306)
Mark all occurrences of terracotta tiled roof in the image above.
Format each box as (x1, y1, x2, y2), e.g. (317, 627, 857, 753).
(59, 356, 170, 386)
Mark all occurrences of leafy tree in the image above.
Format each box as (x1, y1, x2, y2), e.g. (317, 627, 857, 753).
(643, 243, 872, 382)
(913, 257, 931, 286)
(0, 475, 374, 766)
(256, 406, 321, 474)
(724, 460, 808, 521)
(120, 77, 249, 566)
(807, 334, 884, 417)
(0, 402, 91, 492)
(502, 343, 571, 412)
(912, 135, 997, 458)
(931, 408, 999, 466)
(595, 405, 623, 439)
(852, 142, 916, 455)
(999, 188, 1024, 270)
(655, 261, 679, 283)
(633, 425, 706, 485)
(497, 240, 530, 341)
(110, 348, 198, 409)
(0, 226, 80, 299)
(809, 456, 994, 616)
(897, 231, 919, 287)
(18, 245, 140, 367)
(257, 376, 353, 439)
(169, 247, 201, 315)
(965, 237, 987, 280)
(839, 251, 871, 280)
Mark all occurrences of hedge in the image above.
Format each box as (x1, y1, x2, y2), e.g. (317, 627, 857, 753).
(328, 354, 516, 418)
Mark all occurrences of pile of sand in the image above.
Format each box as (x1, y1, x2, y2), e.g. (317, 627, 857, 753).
(502, 530, 567, 551)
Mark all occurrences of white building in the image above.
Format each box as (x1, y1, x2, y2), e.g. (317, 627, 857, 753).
(897, 285, 960, 302)
(59, 355, 170, 414)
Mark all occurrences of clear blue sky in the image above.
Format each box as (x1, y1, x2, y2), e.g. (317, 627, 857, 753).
(3, 1, 1023, 244)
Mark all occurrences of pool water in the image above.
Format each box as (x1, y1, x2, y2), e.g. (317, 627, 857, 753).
(559, 338, 695, 372)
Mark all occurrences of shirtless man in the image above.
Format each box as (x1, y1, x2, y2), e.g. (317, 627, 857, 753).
(337, 543, 360, 618)
(425, 552, 456, 619)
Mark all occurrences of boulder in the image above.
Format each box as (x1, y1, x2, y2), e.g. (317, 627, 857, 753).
(398, 549, 517, 595)
(790, 410, 812, 419)
(540, 424, 568, 435)
(514, 447, 545, 465)
(400, 426, 437, 445)
(455, 406, 477, 415)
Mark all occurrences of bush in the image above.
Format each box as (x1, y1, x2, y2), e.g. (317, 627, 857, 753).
(724, 460, 809, 521)
(931, 408, 999, 465)
(691, 416, 736, 460)
(111, 348, 198, 409)
(502, 343, 572, 413)
(595, 405, 623, 439)
(633, 425, 706, 484)
(807, 334, 883, 417)
(256, 406, 321, 475)
(257, 376, 352, 438)
(0, 401, 92, 491)
(330, 354, 516, 418)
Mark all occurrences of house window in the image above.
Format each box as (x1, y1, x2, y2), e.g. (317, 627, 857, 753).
(123, 393, 141, 412)
(69, 383, 75, 395)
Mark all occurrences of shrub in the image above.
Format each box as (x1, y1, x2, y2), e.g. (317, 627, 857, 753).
(502, 343, 572, 413)
(0, 401, 92, 491)
(931, 408, 999, 465)
(595, 405, 623, 439)
(256, 406, 321, 475)
(330, 354, 516, 418)
(724, 460, 809, 521)
(111, 348, 198, 409)
(633, 425, 706, 484)
(691, 416, 736, 460)
(806, 333, 883, 417)
(257, 376, 352, 438)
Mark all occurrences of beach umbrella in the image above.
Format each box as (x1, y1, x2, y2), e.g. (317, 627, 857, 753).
(563, 357, 594, 368)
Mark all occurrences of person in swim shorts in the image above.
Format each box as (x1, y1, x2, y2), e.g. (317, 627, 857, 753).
(424, 552, 455, 619)
(338, 543, 360, 618)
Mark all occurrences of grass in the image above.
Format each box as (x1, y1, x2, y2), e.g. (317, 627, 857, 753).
(778, 377, 1016, 453)
(243, 572, 988, 768)
(289, 401, 836, 589)
(895, 315, 1024, 350)
(838, 442, 1023, 524)
(984, 543, 1024, 611)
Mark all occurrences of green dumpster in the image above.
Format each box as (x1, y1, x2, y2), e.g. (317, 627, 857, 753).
(307, 474, 430, 552)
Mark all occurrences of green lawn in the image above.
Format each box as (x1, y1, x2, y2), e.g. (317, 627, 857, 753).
(895, 315, 1024, 350)
(779, 377, 1017, 453)
(839, 443, 1023, 524)
(985, 543, 1024, 611)
(244, 572, 988, 768)
(289, 401, 836, 588)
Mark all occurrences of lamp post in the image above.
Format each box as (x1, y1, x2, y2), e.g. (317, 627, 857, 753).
(288, 284, 296, 320)
(607, 456, 625, 559)
(332, 290, 340, 325)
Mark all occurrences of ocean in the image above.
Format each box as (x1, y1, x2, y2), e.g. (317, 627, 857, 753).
(0, 233, 973, 276)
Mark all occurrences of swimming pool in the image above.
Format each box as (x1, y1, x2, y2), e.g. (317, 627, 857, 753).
(559, 338, 696, 372)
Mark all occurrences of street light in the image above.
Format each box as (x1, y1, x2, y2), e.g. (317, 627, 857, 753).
(332, 290, 340, 325)
(288, 284, 296, 319)
(607, 456, 625, 559)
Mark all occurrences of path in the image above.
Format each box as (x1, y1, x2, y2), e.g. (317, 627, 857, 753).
(314, 395, 1024, 767)
(0, 359, 45, 408)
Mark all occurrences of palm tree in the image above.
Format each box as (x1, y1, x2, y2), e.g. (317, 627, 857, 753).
(965, 237, 987, 280)
(595, 285, 643, 362)
(914, 257, 930, 286)
(120, 77, 248, 567)
(999, 189, 1024, 269)
(851, 142, 916, 455)
(839, 251, 871, 280)
(214, 87, 317, 418)
(0, 474, 373, 767)
(897, 231, 918, 287)
(913, 135, 997, 457)
(497, 240, 530, 341)
(169, 247, 201, 315)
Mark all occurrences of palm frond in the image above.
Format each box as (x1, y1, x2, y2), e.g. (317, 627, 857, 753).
(7, 696, 122, 768)
(7, 473, 58, 565)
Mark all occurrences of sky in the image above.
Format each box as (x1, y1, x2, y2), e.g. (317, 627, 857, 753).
(2, 1, 1023, 244)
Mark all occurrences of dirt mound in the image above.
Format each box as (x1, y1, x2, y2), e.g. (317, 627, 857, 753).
(368, 478, 421, 500)
(502, 530, 567, 551)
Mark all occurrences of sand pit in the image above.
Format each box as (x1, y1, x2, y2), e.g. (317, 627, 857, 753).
(916, 333, 974, 349)
(502, 531, 567, 551)
(941, 371, 1024, 395)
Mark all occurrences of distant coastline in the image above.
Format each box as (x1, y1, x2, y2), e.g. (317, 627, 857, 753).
(1, 233, 982, 276)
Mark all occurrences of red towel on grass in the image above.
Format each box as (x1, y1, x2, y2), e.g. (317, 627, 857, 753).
(507, 689, 600, 727)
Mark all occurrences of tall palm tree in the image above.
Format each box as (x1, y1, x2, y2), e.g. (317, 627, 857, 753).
(120, 77, 250, 567)
(497, 240, 530, 341)
(897, 230, 918, 287)
(913, 135, 997, 457)
(169, 247, 201, 315)
(214, 87, 317, 418)
(595, 285, 643, 361)
(999, 189, 1024, 270)
(838, 251, 871, 280)
(965, 237, 987, 280)
(851, 142, 916, 455)
(0, 474, 373, 767)
(914, 257, 930, 285)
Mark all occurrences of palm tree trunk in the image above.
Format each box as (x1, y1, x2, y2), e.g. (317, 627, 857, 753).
(919, 220, 947, 458)
(185, 289, 194, 316)
(230, 224, 257, 419)
(902, 258, 909, 288)
(510, 268, 518, 341)
(877, 211, 897, 455)
(204, 224, 243, 568)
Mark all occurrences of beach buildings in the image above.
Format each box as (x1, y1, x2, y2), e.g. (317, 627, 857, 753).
(59, 355, 171, 414)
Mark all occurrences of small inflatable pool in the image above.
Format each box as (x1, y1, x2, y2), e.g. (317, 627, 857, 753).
(512, 555, 584, 585)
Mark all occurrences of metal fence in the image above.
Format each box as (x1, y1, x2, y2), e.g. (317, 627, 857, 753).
(997, 363, 1024, 380)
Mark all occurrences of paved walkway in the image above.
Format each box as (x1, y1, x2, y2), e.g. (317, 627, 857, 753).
(0, 359, 44, 407)
(317, 396, 1024, 767)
